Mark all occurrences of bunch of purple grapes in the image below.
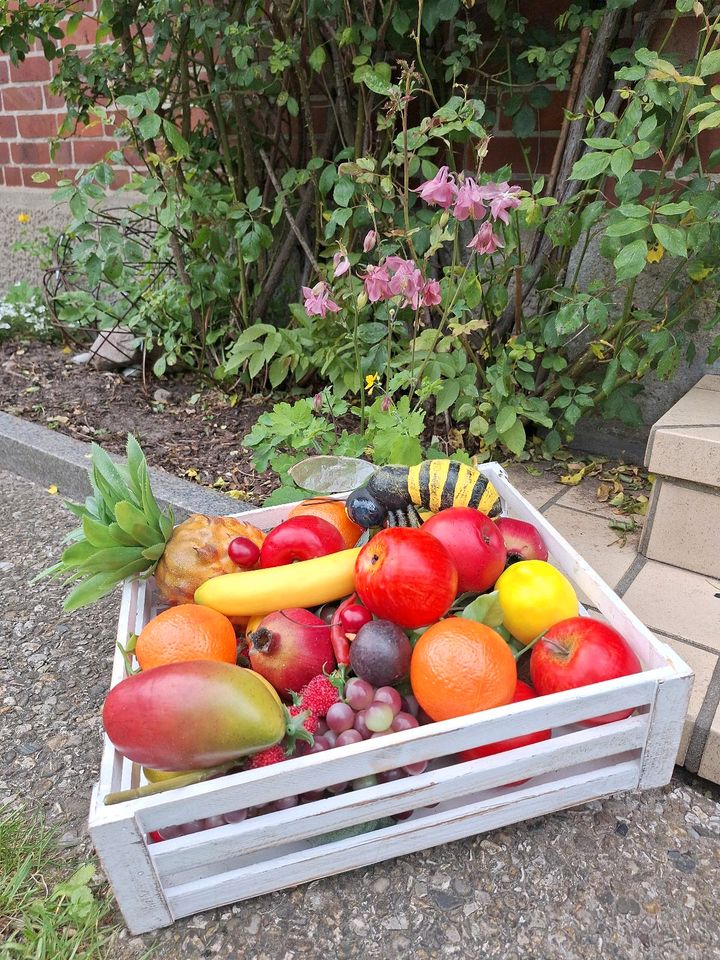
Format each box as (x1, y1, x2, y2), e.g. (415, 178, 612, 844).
(150, 680, 429, 842)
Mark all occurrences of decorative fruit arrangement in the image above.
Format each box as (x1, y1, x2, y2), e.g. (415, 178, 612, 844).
(46, 438, 645, 839)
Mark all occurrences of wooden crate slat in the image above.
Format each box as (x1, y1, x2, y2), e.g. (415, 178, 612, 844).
(114, 671, 660, 832)
(152, 716, 647, 886)
(164, 760, 639, 922)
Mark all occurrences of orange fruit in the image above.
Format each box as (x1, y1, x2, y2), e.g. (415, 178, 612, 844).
(135, 603, 237, 671)
(288, 498, 363, 549)
(410, 618, 517, 722)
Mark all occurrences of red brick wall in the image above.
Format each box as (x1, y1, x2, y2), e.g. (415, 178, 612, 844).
(0, 3, 128, 189)
(0, 5, 709, 190)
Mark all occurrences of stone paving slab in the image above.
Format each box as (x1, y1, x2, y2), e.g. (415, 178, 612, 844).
(3, 469, 720, 959)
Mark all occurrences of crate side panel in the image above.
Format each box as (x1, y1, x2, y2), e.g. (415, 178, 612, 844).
(96, 581, 138, 798)
(123, 672, 659, 831)
(90, 806, 174, 936)
(152, 718, 647, 886)
(165, 761, 639, 921)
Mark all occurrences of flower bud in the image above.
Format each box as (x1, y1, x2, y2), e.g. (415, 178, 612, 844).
(363, 229, 378, 253)
(312, 392, 324, 413)
(381, 395, 391, 412)
(356, 290, 369, 310)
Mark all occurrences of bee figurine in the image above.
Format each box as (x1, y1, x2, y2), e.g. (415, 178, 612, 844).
(346, 459, 501, 528)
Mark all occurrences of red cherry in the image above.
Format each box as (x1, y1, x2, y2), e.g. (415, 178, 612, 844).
(228, 537, 261, 568)
(339, 603, 372, 635)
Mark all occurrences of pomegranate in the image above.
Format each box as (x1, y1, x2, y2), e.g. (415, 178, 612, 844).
(248, 608, 336, 698)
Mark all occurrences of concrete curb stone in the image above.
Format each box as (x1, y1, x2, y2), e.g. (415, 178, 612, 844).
(0, 410, 251, 519)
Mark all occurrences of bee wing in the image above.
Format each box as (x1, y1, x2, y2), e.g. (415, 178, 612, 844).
(288, 456, 376, 494)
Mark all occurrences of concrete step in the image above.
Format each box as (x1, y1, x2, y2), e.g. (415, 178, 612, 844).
(644, 374, 720, 488)
(640, 478, 720, 578)
(641, 374, 720, 579)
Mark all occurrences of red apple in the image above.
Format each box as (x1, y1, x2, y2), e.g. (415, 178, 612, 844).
(494, 517, 548, 565)
(422, 507, 505, 594)
(459, 681, 551, 769)
(259, 516, 344, 568)
(354, 527, 458, 629)
(530, 617, 642, 726)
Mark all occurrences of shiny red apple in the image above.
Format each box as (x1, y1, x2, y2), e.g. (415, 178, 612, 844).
(354, 527, 458, 629)
(530, 617, 642, 726)
(494, 517, 548, 565)
(422, 507, 505, 594)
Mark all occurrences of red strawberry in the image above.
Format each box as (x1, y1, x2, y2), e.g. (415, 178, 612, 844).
(289, 704, 318, 735)
(248, 744, 286, 769)
(299, 674, 340, 718)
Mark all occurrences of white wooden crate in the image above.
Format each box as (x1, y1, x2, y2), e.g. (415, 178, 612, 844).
(88, 462, 693, 934)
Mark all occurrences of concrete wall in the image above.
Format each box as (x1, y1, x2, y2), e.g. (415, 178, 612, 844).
(1, 186, 73, 293)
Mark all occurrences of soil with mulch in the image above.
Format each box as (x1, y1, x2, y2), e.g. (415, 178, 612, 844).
(0, 340, 277, 502)
(1, 340, 652, 518)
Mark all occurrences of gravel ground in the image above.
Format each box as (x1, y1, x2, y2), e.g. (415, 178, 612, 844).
(2, 468, 720, 960)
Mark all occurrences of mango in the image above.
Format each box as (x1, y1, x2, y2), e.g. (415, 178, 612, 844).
(102, 661, 286, 770)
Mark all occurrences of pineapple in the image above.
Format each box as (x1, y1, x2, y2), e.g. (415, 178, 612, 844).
(40, 436, 265, 611)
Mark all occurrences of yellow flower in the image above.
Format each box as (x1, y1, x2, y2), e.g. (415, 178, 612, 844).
(47, 484, 58, 495)
(364, 372, 380, 396)
(646, 242, 664, 264)
(17, 213, 31, 224)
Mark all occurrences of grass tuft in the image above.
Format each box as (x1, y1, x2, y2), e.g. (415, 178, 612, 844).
(0, 805, 118, 960)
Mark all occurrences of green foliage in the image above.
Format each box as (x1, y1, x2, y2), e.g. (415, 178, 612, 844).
(0, 806, 116, 959)
(6, 1, 720, 466)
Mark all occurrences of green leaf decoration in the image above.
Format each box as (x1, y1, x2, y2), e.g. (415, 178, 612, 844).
(459, 591, 504, 628)
(288, 456, 375, 493)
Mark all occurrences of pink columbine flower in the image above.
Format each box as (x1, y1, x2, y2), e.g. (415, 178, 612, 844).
(363, 263, 392, 302)
(413, 165, 457, 208)
(422, 279, 442, 307)
(333, 251, 351, 278)
(467, 221, 504, 255)
(453, 177, 485, 222)
(363, 230, 378, 253)
(302, 281, 341, 318)
(478, 181, 522, 225)
(386, 257, 425, 310)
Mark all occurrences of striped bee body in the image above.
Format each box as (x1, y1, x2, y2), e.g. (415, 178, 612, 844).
(347, 459, 501, 528)
(406, 460, 501, 516)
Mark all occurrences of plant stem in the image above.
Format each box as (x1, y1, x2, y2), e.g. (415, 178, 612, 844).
(351, 294, 366, 430)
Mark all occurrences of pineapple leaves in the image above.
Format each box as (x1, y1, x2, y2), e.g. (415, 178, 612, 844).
(141, 542, 166, 562)
(82, 515, 120, 548)
(63, 559, 150, 612)
(90, 442, 138, 508)
(114, 501, 164, 548)
(40, 435, 175, 610)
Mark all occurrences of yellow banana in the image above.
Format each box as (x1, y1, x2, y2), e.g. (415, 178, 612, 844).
(194, 547, 360, 617)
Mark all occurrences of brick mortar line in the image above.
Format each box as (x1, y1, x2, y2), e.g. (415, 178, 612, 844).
(684, 658, 720, 773)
